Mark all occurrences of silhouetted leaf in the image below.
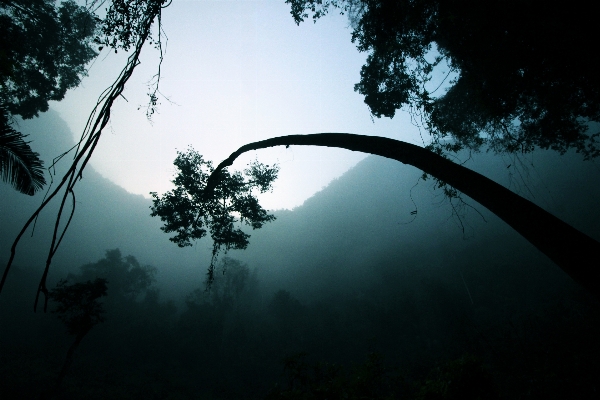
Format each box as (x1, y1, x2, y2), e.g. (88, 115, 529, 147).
(0, 108, 45, 195)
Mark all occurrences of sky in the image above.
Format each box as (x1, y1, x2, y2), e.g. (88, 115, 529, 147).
(48, 0, 431, 211)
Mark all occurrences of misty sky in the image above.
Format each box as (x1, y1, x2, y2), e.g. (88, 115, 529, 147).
(48, 0, 433, 210)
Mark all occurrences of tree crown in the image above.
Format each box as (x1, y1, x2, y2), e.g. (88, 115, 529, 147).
(49, 278, 107, 336)
(150, 147, 279, 284)
(0, 0, 99, 119)
(286, 0, 600, 157)
(73, 248, 156, 302)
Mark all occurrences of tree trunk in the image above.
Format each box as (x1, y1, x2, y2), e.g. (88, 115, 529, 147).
(40, 327, 91, 399)
(205, 133, 600, 299)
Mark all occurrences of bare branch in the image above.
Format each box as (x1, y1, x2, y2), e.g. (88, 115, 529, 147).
(204, 133, 600, 299)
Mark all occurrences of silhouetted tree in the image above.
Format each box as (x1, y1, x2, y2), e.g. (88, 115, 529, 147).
(0, 0, 97, 195)
(73, 248, 156, 303)
(157, 133, 600, 299)
(69, 249, 176, 366)
(0, 0, 169, 304)
(287, 0, 600, 158)
(150, 148, 279, 285)
(0, 0, 98, 119)
(43, 278, 107, 398)
(146, 1, 600, 301)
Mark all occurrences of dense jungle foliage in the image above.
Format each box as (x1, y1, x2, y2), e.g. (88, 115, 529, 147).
(1, 246, 598, 399)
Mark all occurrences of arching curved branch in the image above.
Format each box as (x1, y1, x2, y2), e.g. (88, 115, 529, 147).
(205, 133, 600, 299)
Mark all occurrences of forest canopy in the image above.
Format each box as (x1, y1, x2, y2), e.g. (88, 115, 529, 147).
(0, 0, 98, 120)
(287, 0, 600, 157)
(0, 0, 99, 195)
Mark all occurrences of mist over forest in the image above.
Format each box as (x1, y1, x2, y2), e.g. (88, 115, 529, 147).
(1, 111, 600, 398)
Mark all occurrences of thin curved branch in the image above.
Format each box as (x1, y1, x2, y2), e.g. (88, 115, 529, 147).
(205, 133, 600, 299)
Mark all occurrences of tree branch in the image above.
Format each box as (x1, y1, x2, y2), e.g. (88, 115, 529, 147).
(205, 133, 600, 299)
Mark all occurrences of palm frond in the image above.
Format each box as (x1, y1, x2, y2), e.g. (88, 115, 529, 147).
(0, 113, 46, 195)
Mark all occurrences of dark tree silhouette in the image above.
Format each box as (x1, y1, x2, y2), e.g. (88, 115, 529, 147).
(186, 133, 600, 299)
(73, 248, 156, 302)
(0, 0, 98, 119)
(0, 0, 169, 306)
(150, 148, 278, 285)
(43, 278, 107, 399)
(286, 0, 600, 158)
(0, 0, 97, 195)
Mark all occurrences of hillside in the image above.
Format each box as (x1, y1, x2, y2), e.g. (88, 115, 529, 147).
(1, 111, 600, 398)
(0, 110, 211, 300)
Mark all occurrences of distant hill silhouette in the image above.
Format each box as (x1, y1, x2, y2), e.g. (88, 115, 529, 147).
(0, 110, 211, 300)
(2, 110, 600, 305)
(236, 143, 600, 302)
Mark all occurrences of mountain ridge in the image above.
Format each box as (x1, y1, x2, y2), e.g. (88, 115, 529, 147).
(2, 110, 600, 304)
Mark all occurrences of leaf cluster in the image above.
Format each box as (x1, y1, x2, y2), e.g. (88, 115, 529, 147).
(150, 148, 278, 283)
(75, 248, 156, 302)
(287, 0, 351, 24)
(0, 0, 100, 195)
(0, 0, 99, 119)
(48, 278, 108, 336)
(0, 106, 45, 195)
(287, 0, 600, 158)
(94, 0, 168, 52)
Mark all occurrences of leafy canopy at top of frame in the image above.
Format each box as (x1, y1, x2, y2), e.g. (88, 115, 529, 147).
(286, 0, 600, 158)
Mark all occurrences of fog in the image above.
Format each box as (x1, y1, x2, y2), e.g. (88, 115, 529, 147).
(1, 111, 599, 398)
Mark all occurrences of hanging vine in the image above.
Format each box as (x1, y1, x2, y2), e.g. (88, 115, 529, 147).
(0, 0, 171, 310)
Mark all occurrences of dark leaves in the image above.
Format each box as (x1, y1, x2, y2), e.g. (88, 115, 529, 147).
(49, 278, 108, 336)
(289, 0, 600, 158)
(0, 0, 99, 120)
(0, 107, 45, 195)
(150, 148, 279, 285)
(95, 0, 167, 52)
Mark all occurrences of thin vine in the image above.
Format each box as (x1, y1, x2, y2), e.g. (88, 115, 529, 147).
(0, 0, 169, 310)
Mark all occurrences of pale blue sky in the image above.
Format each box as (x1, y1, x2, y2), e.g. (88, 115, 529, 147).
(51, 0, 429, 210)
